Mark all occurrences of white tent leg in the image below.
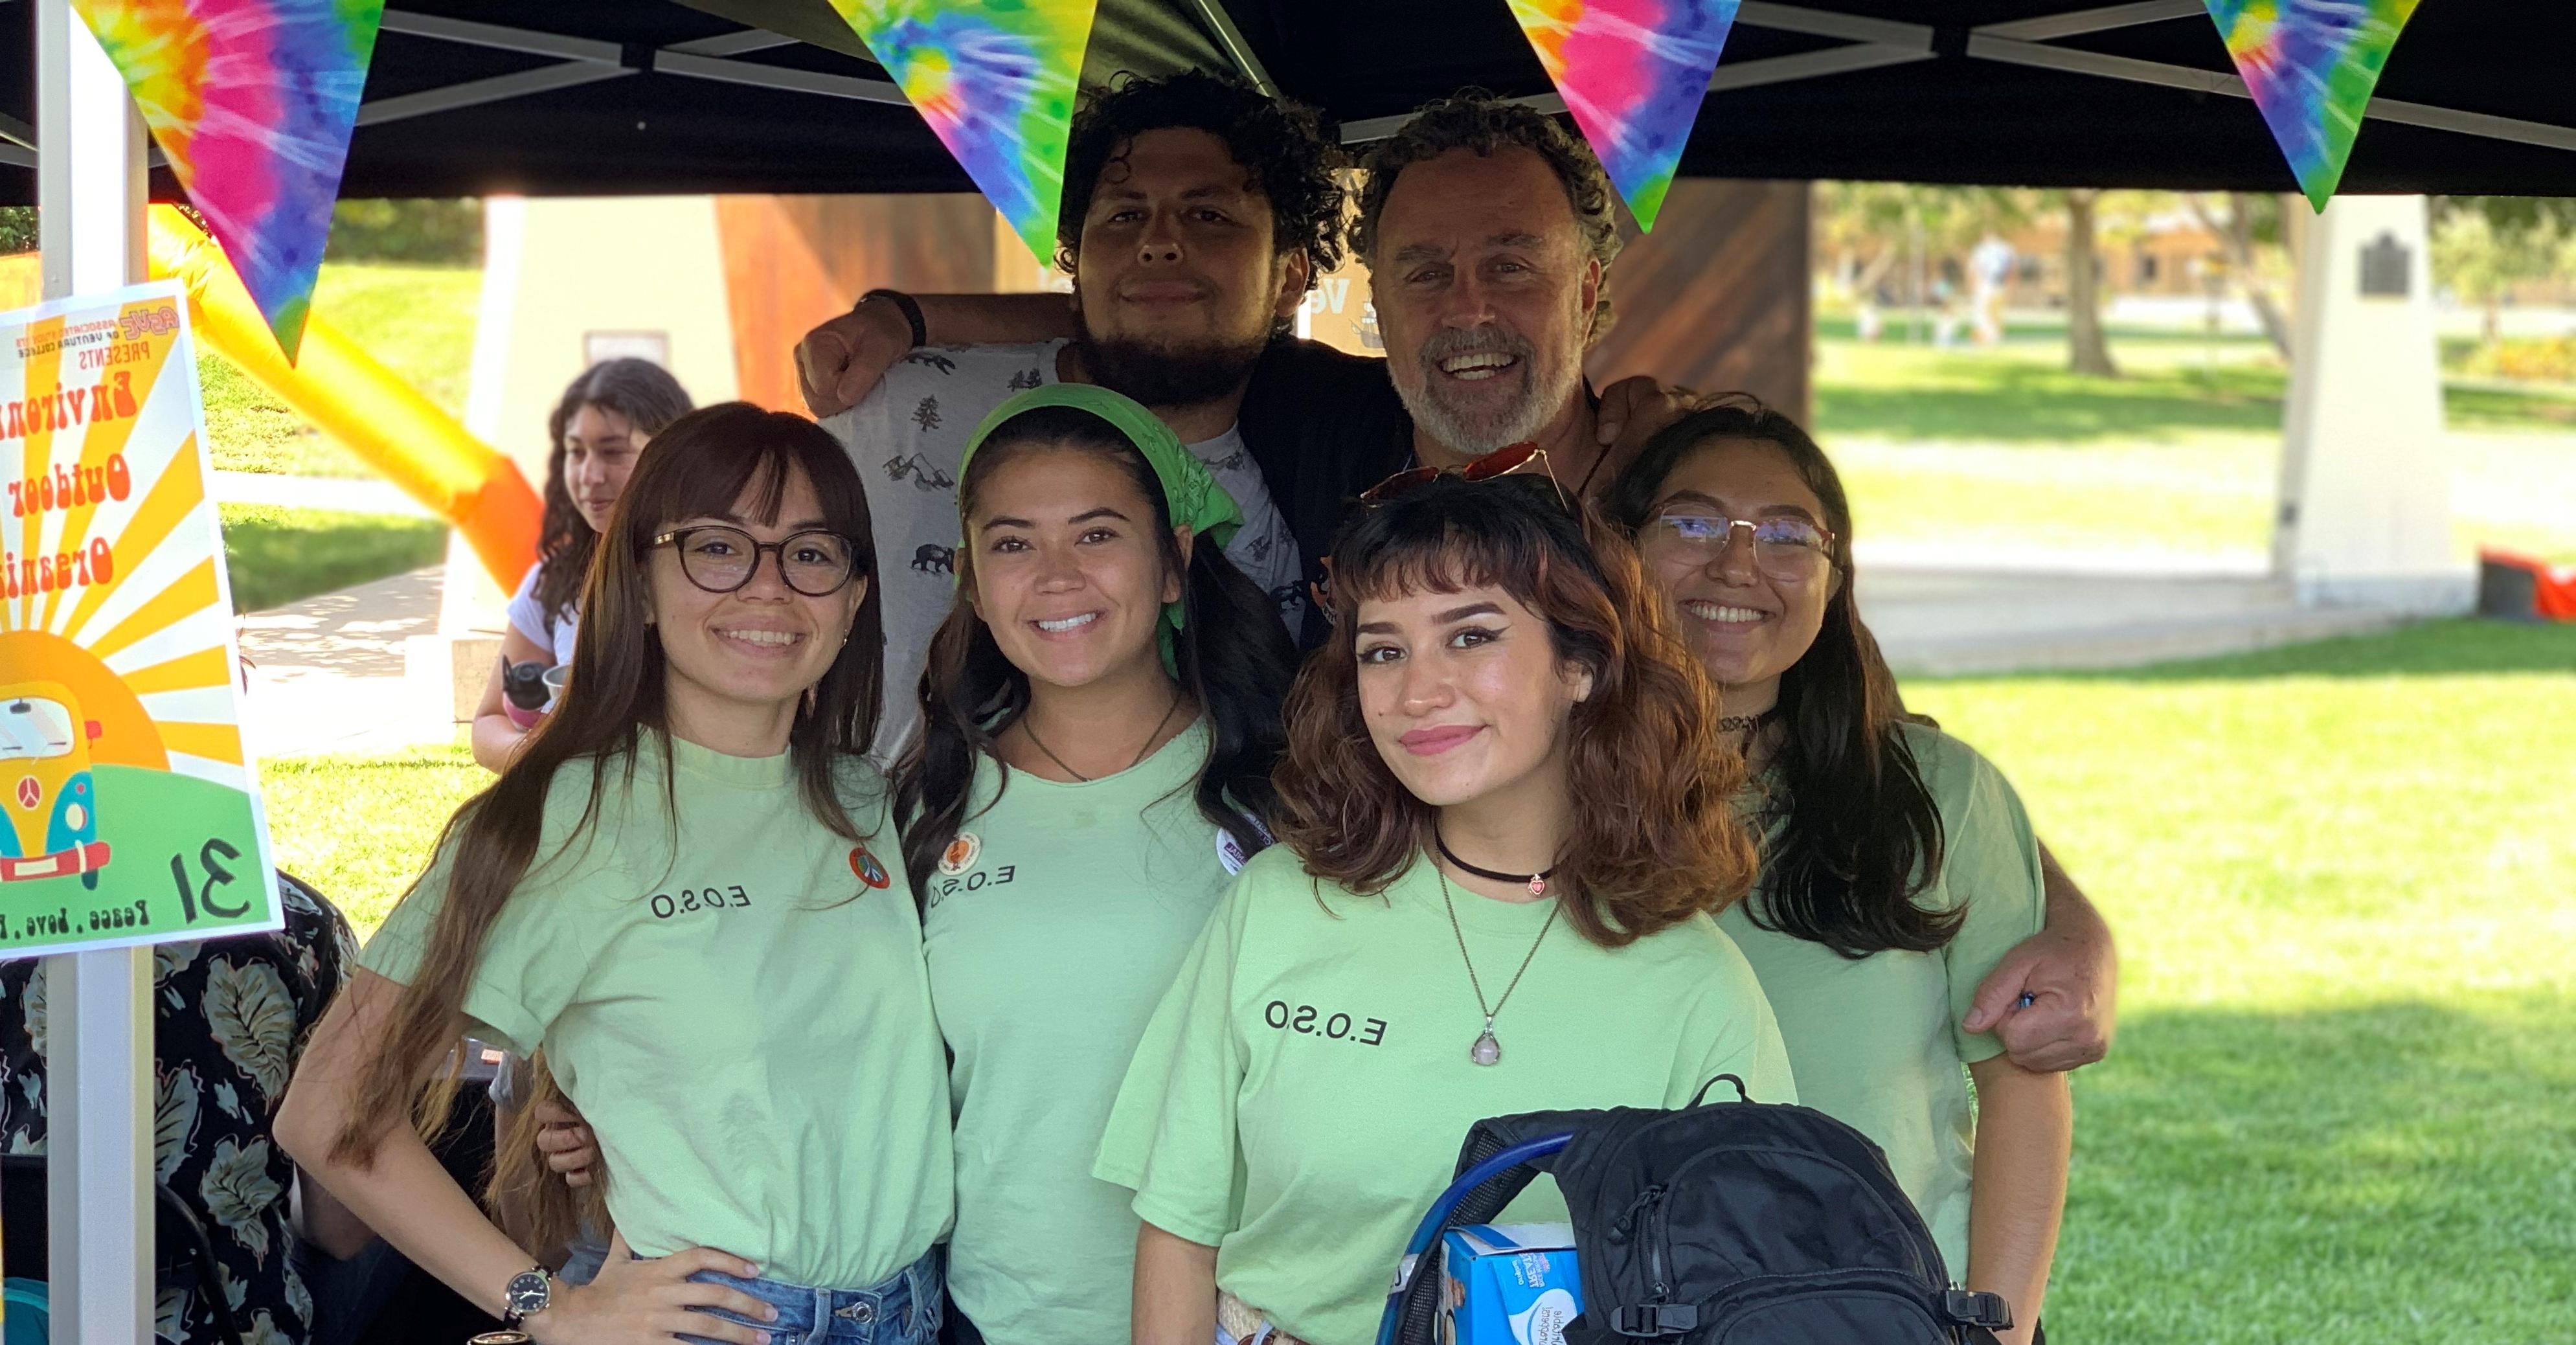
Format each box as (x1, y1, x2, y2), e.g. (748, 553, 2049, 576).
(34, 1, 153, 1341)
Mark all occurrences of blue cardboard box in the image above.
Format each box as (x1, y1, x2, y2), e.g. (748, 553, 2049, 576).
(1440, 1223, 1583, 1345)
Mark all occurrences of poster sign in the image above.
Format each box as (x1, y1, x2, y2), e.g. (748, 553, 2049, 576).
(0, 280, 279, 959)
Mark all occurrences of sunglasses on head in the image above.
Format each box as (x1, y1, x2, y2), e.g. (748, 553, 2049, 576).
(1311, 442, 1576, 623)
(1356, 440, 1570, 512)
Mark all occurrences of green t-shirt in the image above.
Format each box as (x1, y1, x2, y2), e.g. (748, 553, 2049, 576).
(361, 731, 953, 1291)
(1718, 723, 2046, 1276)
(924, 720, 1240, 1345)
(1095, 848, 1796, 1345)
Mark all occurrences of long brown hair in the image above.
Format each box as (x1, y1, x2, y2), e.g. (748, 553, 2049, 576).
(330, 405, 885, 1225)
(1274, 474, 1756, 947)
(533, 359, 695, 622)
(1602, 400, 1954, 958)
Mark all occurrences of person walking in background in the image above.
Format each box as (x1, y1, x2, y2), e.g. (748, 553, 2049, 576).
(1606, 399, 2073, 1342)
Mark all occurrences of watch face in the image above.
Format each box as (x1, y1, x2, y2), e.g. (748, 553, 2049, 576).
(504, 1269, 551, 1316)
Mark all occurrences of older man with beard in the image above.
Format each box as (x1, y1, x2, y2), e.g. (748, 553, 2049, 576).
(1346, 95, 2121, 1079)
(1351, 95, 1634, 492)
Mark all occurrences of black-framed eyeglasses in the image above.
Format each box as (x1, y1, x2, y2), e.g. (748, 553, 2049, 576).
(651, 525, 863, 596)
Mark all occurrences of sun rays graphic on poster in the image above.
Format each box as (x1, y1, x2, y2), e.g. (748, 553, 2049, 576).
(2204, 0, 2424, 212)
(1508, 0, 1741, 232)
(831, 0, 1100, 266)
(0, 281, 279, 958)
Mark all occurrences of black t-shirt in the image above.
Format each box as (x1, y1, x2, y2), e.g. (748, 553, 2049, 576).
(1234, 337, 1413, 647)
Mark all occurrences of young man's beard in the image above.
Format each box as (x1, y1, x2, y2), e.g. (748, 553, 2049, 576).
(1078, 323, 1269, 411)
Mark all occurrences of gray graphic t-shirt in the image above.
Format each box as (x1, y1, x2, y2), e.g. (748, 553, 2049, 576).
(826, 341, 1302, 761)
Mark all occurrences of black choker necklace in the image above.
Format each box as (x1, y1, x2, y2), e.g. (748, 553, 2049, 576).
(1435, 826, 1557, 898)
(1717, 707, 1780, 734)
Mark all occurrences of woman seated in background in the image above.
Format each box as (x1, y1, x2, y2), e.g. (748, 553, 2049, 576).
(1099, 462, 1794, 1345)
(471, 357, 692, 773)
(892, 385, 1299, 1344)
(282, 403, 955, 1345)
(1604, 399, 2072, 1344)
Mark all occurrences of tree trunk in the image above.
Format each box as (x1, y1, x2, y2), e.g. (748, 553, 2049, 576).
(2066, 190, 2119, 378)
(2213, 192, 2294, 358)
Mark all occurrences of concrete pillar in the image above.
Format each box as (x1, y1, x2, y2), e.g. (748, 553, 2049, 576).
(2272, 196, 2471, 613)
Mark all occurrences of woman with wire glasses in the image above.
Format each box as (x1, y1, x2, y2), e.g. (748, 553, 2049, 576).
(1603, 401, 2072, 1345)
(281, 404, 954, 1345)
(887, 385, 1298, 1345)
(1098, 455, 1794, 1345)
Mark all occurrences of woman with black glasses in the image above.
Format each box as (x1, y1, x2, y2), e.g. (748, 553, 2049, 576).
(282, 404, 954, 1345)
(1604, 401, 2072, 1345)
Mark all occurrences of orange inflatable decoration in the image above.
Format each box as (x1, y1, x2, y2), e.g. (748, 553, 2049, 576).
(142, 206, 541, 591)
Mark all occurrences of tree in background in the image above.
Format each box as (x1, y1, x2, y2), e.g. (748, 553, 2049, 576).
(2185, 192, 2294, 358)
(2057, 189, 2118, 379)
(0, 207, 36, 253)
(326, 198, 482, 264)
(2431, 196, 2576, 348)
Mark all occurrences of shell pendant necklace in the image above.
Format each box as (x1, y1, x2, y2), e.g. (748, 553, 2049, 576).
(1437, 866, 1561, 1067)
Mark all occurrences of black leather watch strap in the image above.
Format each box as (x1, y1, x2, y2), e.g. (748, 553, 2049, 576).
(860, 288, 927, 349)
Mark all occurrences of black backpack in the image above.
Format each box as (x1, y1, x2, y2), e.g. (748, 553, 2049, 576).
(1383, 1076, 2013, 1345)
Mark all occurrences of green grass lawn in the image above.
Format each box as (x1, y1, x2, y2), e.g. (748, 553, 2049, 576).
(267, 618, 2576, 1340)
(204, 261, 480, 477)
(220, 503, 446, 613)
(1906, 619, 2576, 1342)
(1815, 322, 2576, 563)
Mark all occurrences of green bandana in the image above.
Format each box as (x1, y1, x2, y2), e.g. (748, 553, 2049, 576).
(958, 383, 1246, 671)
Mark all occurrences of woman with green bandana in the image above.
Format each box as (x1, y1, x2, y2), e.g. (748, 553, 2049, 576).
(1100, 466, 1797, 1345)
(281, 405, 953, 1345)
(890, 385, 1299, 1345)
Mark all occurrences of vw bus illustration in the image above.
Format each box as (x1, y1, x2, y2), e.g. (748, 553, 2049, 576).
(0, 682, 110, 888)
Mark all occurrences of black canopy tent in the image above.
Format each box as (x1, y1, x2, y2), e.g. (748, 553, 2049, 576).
(0, 0, 2571, 203)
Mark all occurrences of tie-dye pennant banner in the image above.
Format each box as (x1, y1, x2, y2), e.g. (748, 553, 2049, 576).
(2204, 0, 2424, 212)
(69, 0, 385, 363)
(1507, 0, 1740, 232)
(833, 0, 1100, 265)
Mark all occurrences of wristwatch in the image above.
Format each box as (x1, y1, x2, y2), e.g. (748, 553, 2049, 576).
(501, 1265, 552, 1327)
(859, 288, 927, 349)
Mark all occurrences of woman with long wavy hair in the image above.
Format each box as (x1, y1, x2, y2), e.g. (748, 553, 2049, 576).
(1603, 400, 2072, 1344)
(280, 405, 953, 1345)
(471, 358, 694, 773)
(1097, 462, 1795, 1345)
(888, 385, 1297, 1345)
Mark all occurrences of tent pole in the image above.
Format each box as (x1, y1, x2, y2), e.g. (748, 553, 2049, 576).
(34, 1, 153, 1339)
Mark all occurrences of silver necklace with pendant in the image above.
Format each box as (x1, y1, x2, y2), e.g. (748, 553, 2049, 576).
(1438, 868, 1560, 1067)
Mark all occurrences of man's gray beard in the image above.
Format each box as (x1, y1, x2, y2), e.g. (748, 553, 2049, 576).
(1078, 327, 1267, 411)
(1394, 346, 1584, 458)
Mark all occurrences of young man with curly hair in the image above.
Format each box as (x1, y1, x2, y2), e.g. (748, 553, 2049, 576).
(806, 73, 1407, 754)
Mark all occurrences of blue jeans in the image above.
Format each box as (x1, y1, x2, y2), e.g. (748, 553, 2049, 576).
(681, 1249, 942, 1345)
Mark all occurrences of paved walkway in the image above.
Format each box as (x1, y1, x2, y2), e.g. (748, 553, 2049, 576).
(238, 565, 460, 760)
(230, 550, 2429, 761)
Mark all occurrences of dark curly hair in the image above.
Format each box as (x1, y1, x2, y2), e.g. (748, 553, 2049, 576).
(1351, 93, 1624, 345)
(1274, 474, 1756, 948)
(1057, 70, 1347, 306)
